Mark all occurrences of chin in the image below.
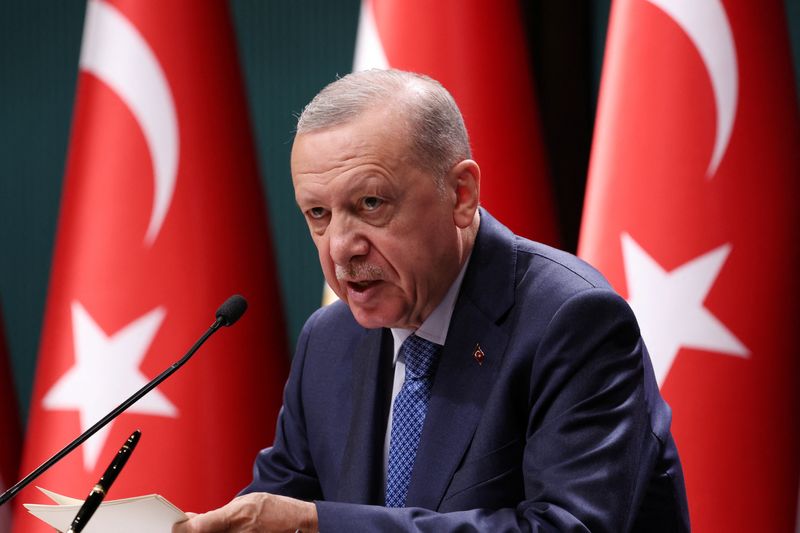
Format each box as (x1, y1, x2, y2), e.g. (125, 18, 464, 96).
(351, 312, 389, 330)
(350, 306, 407, 330)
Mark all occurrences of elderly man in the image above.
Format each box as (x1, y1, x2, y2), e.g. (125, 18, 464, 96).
(176, 69, 690, 532)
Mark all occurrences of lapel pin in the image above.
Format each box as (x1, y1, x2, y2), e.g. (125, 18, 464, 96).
(473, 343, 485, 366)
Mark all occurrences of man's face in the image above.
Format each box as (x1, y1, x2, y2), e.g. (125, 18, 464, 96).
(291, 106, 463, 330)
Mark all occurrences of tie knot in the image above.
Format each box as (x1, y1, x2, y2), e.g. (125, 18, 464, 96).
(402, 334, 440, 379)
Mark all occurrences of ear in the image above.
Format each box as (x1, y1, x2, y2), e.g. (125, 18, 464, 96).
(449, 159, 480, 228)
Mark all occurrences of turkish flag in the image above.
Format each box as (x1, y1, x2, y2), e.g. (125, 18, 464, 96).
(13, 0, 288, 529)
(0, 308, 21, 531)
(579, 0, 800, 531)
(353, 0, 559, 245)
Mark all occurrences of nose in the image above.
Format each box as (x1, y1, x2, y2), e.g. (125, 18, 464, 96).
(328, 213, 369, 267)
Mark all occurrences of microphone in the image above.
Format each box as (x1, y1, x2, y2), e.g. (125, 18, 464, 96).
(215, 294, 247, 326)
(66, 430, 141, 533)
(0, 294, 248, 506)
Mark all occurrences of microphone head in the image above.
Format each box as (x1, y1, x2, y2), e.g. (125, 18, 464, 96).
(215, 294, 248, 326)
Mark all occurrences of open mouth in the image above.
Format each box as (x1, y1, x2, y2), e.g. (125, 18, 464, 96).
(347, 280, 380, 293)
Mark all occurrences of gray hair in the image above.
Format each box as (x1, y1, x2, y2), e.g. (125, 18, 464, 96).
(296, 69, 471, 184)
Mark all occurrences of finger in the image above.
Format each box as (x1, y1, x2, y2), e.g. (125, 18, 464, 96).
(173, 508, 230, 533)
(172, 518, 191, 533)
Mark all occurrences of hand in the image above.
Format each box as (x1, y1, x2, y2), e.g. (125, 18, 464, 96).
(172, 492, 318, 533)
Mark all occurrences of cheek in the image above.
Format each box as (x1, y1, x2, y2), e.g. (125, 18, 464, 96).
(311, 237, 332, 271)
(317, 248, 335, 276)
(395, 227, 456, 285)
(379, 241, 421, 286)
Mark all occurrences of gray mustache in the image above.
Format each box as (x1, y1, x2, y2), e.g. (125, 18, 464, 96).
(335, 263, 384, 281)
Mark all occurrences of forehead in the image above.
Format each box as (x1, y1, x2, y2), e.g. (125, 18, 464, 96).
(291, 107, 412, 181)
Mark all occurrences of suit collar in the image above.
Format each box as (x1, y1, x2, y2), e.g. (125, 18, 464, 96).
(460, 208, 517, 323)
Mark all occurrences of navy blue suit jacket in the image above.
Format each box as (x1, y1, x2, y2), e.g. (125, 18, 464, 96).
(243, 210, 690, 532)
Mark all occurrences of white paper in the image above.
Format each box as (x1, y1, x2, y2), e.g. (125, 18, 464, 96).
(24, 486, 187, 532)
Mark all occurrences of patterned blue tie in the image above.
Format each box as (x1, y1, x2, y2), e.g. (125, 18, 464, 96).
(385, 334, 440, 507)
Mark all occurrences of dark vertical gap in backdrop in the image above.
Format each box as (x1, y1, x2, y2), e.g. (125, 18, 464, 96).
(590, 1, 612, 108)
(786, 0, 800, 103)
(522, 1, 596, 253)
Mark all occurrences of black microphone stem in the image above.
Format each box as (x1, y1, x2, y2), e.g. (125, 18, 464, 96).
(0, 317, 225, 506)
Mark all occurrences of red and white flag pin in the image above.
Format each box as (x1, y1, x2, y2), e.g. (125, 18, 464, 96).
(473, 344, 485, 366)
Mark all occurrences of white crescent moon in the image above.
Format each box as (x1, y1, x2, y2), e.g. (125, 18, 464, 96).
(79, 0, 179, 244)
(645, 0, 738, 178)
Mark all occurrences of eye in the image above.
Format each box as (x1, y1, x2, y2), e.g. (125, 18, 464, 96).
(361, 196, 383, 211)
(307, 207, 328, 220)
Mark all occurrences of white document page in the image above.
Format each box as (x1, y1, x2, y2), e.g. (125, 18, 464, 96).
(24, 487, 187, 533)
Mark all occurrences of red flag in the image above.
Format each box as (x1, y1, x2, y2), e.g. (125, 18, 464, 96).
(0, 308, 21, 531)
(353, 0, 559, 245)
(13, 0, 288, 529)
(579, 0, 800, 531)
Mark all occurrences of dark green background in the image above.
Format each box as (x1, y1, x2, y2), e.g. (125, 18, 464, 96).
(1, 1, 799, 426)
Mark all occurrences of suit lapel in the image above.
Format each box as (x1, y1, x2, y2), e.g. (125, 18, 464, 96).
(405, 209, 517, 510)
(405, 298, 508, 510)
(335, 328, 394, 504)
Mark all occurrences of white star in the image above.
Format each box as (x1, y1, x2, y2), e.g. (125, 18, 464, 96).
(43, 301, 177, 470)
(621, 233, 748, 387)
